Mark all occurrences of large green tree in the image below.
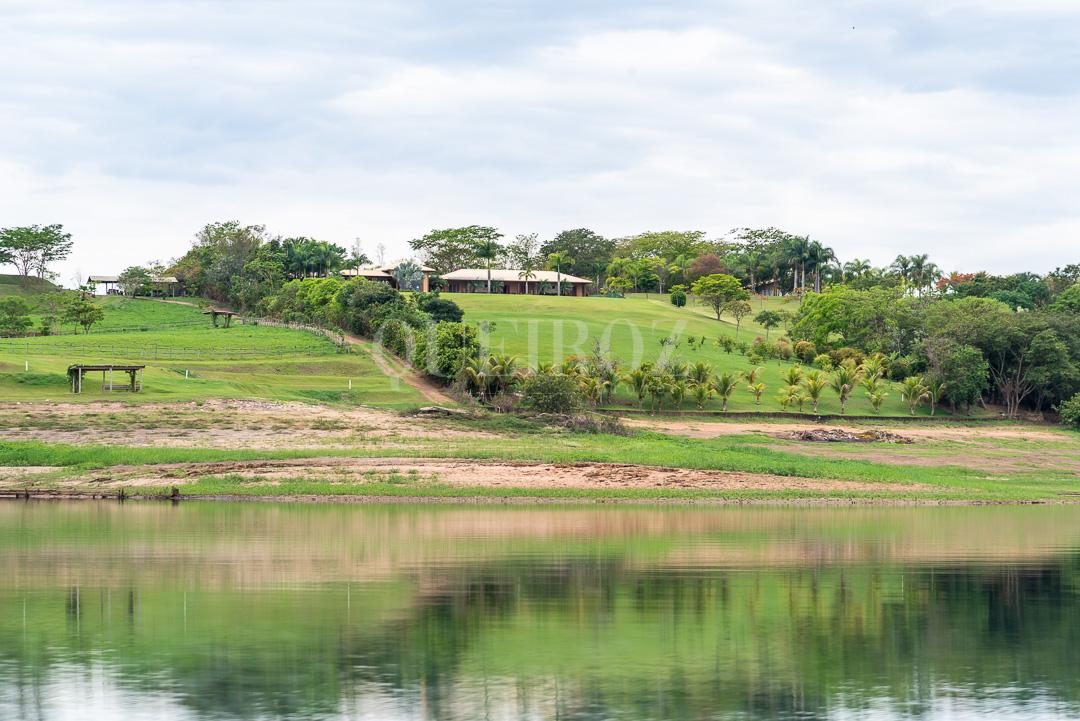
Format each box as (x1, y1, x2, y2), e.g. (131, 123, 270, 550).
(690, 274, 748, 320)
(0, 224, 73, 286)
(409, 226, 502, 275)
(541, 229, 615, 283)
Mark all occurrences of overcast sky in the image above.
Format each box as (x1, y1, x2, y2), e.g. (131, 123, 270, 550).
(2, 0, 1079, 286)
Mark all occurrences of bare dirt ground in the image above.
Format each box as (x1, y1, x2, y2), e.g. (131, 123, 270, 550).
(626, 417, 1080, 475)
(625, 417, 1069, 442)
(25, 457, 932, 495)
(0, 400, 483, 449)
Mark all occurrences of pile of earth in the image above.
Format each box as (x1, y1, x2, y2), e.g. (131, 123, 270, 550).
(780, 428, 914, 444)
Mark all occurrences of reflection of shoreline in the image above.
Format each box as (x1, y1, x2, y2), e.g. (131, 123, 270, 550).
(0, 503, 1078, 589)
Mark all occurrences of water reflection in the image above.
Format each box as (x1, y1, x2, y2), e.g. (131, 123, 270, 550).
(0, 502, 1078, 720)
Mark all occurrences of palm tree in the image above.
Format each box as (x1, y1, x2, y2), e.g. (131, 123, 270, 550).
(776, 386, 797, 411)
(858, 356, 885, 382)
(692, 379, 715, 410)
(782, 365, 804, 388)
(518, 256, 539, 295)
(829, 363, 861, 414)
(908, 254, 929, 296)
(546, 252, 574, 297)
(900, 375, 930, 416)
(844, 258, 872, 280)
(476, 239, 503, 294)
(867, 389, 888, 413)
(802, 370, 828, 414)
(748, 382, 766, 404)
(689, 361, 714, 388)
(714, 371, 739, 412)
(926, 379, 947, 416)
(890, 255, 912, 289)
(624, 367, 650, 409)
(806, 240, 835, 293)
(787, 235, 811, 292)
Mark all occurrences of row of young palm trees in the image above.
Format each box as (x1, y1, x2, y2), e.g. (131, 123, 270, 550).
(458, 351, 945, 416)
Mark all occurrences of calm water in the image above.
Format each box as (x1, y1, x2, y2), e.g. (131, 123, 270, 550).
(0, 502, 1078, 721)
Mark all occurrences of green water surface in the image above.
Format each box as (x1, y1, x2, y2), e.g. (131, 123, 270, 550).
(0, 501, 1078, 720)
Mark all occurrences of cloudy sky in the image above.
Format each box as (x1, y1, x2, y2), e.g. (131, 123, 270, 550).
(2, 0, 1078, 285)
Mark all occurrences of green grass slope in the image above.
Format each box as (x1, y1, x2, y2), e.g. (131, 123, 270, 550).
(447, 292, 955, 417)
(0, 297, 423, 407)
(0, 274, 61, 297)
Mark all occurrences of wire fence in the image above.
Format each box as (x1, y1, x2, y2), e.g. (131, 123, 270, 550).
(0, 316, 352, 361)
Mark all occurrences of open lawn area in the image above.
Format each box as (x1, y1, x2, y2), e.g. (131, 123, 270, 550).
(0, 297, 425, 407)
(447, 292, 964, 417)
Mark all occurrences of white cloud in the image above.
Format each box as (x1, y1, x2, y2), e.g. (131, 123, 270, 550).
(1, 1, 1078, 285)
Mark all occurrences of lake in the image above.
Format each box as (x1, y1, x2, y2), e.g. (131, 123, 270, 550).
(0, 501, 1078, 721)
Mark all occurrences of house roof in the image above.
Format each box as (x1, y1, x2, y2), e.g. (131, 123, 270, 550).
(340, 260, 434, 279)
(87, 275, 178, 283)
(341, 268, 393, 278)
(441, 269, 592, 284)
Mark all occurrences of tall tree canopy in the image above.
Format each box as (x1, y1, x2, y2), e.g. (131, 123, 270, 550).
(409, 226, 502, 274)
(0, 224, 73, 285)
(540, 229, 615, 282)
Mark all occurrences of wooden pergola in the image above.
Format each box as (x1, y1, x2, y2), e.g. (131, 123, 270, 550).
(68, 364, 145, 394)
(203, 308, 238, 327)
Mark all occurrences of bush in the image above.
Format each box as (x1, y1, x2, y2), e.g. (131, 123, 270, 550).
(716, 336, 736, 354)
(812, 353, 833, 370)
(794, 340, 817, 363)
(1059, 393, 1080, 429)
(670, 289, 687, 307)
(414, 322, 480, 380)
(416, 294, 463, 323)
(829, 347, 864, 367)
(774, 339, 794, 360)
(521, 373, 583, 414)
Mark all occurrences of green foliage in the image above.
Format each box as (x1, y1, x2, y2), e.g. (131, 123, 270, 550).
(117, 266, 154, 296)
(61, 296, 104, 334)
(415, 294, 463, 323)
(0, 297, 32, 336)
(690, 274, 748, 320)
(790, 286, 923, 354)
(521, 372, 583, 414)
(0, 224, 73, 284)
(415, 322, 479, 379)
(753, 310, 783, 340)
(670, 289, 687, 307)
(541, 229, 615, 282)
(1059, 393, 1080, 429)
(409, 226, 502, 275)
(1051, 283, 1080, 313)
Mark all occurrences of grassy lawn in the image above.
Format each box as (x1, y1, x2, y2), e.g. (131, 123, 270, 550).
(0, 296, 424, 407)
(448, 292, 957, 417)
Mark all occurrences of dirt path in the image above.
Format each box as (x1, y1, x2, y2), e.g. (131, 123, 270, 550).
(147, 298, 453, 405)
(340, 331, 453, 405)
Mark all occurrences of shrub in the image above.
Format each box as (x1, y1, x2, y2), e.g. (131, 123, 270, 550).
(670, 289, 687, 307)
(813, 353, 833, 370)
(416, 294, 463, 323)
(774, 339, 794, 360)
(1059, 393, 1080, 429)
(716, 336, 736, 354)
(829, 347, 864, 367)
(521, 373, 583, 414)
(794, 340, 817, 363)
(414, 322, 480, 380)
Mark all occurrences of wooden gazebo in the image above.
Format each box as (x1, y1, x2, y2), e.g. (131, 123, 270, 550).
(68, 364, 145, 394)
(203, 308, 238, 327)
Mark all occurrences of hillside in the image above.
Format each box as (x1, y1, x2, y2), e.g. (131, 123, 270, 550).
(0, 296, 423, 407)
(0, 274, 61, 297)
(447, 292, 961, 417)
